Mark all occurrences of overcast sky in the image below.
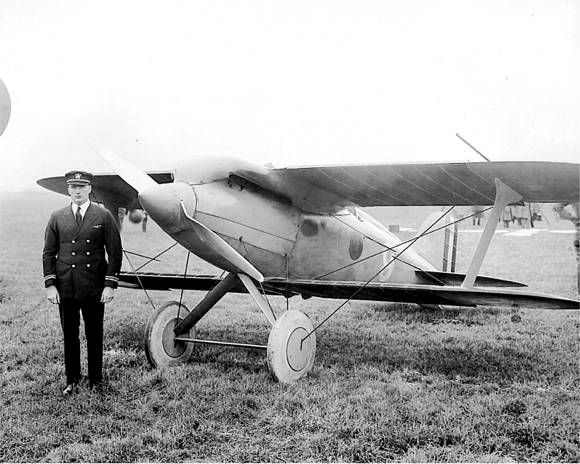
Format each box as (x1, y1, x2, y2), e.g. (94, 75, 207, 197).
(0, 0, 578, 192)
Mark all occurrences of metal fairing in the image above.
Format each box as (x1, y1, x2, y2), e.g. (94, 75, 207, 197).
(192, 181, 435, 283)
(192, 181, 300, 277)
(289, 210, 433, 283)
(174, 154, 269, 185)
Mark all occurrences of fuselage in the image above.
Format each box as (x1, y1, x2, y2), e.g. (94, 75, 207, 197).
(139, 155, 436, 284)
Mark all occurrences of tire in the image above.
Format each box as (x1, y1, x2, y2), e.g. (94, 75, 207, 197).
(143, 301, 196, 368)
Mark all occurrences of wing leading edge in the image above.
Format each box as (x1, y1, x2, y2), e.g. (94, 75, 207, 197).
(118, 272, 579, 310)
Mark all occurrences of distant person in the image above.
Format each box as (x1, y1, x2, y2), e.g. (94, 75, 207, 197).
(142, 211, 148, 233)
(529, 203, 541, 227)
(117, 207, 126, 232)
(470, 205, 485, 226)
(501, 206, 514, 228)
(553, 202, 579, 294)
(513, 203, 532, 229)
(42, 170, 122, 395)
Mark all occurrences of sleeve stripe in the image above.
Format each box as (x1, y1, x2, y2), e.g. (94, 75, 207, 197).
(44, 275, 56, 282)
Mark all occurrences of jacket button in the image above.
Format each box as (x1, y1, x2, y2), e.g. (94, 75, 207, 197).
(86, 239, 91, 243)
(72, 264, 76, 268)
(71, 240, 75, 243)
(87, 264, 91, 267)
(72, 252, 76, 256)
(86, 252, 90, 255)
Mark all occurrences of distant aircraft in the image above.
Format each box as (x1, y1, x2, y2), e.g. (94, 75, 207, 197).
(0, 78, 11, 137)
(38, 144, 580, 382)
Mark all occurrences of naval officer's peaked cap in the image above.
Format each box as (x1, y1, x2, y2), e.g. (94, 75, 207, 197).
(65, 170, 94, 185)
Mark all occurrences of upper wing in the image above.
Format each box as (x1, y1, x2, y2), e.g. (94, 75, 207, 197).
(235, 161, 579, 211)
(38, 159, 579, 212)
(118, 272, 579, 310)
(37, 171, 173, 210)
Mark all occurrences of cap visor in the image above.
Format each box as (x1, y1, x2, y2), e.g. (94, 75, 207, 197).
(66, 180, 90, 185)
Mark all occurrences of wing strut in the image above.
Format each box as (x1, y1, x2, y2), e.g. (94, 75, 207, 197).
(462, 178, 523, 288)
(238, 274, 276, 326)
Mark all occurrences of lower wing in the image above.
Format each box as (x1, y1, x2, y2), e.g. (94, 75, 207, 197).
(118, 272, 579, 310)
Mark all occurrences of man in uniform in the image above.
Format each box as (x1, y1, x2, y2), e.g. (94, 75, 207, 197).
(43, 170, 122, 395)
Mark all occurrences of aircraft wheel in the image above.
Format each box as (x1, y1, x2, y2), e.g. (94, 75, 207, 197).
(144, 301, 196, 368)
(267, 310, 316, 383)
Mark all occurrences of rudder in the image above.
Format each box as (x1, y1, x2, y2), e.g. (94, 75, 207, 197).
(413, 210, 458, 272)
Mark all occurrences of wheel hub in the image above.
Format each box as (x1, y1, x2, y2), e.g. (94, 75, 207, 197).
(286, 327, 312, 371)
(162, 318, 187, 358)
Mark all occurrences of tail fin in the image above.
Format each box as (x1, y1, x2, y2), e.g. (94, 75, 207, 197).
(413, 210, 458, 272)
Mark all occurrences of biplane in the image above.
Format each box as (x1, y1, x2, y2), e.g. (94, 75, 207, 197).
(37, 144, 580, 383)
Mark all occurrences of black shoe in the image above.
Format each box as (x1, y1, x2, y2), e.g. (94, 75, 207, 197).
(62, 383, 78, 396)
(89, 381, 105, 393)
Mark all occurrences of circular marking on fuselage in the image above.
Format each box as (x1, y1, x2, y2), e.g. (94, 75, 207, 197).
(349, 233, 364, 260)
(301, 219, 319, 237)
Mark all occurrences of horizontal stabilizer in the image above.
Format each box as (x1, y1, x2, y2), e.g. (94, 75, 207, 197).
(415, 270, 527, 288)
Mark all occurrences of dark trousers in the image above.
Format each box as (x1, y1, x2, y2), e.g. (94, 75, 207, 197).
(59, 298, 105, 385)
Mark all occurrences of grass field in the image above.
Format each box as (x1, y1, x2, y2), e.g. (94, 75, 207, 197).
(1, 191, 579, 462)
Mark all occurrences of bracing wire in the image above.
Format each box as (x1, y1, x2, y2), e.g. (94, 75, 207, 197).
(177, 251, 191, 321)
(313, 205, 493, 281)
(135, 242, 179, 272)
(123, 250, 161, 262)
(302, 169, 498, 282)
(301, 207, 460, 343)
(123, 251, 156, 311)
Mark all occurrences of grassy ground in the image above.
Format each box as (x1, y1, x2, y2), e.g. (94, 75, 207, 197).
(1, 191, 579, 462)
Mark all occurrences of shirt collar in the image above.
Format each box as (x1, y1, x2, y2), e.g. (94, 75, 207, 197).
(71, 201, 91, 217)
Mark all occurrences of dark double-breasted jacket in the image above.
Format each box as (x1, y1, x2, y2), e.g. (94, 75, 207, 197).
(43, 202, 122, 300)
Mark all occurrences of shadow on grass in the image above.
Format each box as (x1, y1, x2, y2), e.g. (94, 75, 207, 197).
(101, 301, 564, 385)
(318, 331, 559, 384)
(368, 301, 503, 325)
(314, 303, 563, 384)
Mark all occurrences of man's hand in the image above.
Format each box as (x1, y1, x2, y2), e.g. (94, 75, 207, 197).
(101, 286, 115, 304)
(47, 285, 60, 304)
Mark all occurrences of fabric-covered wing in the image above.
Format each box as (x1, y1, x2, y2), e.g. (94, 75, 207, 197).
(118, 272, 579, 310)
(272, 279, 579, 310)
(37, 172, 173, 211)
(236, 161, 579, 211)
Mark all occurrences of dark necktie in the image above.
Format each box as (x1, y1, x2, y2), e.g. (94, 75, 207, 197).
(75, 206, 82, 226)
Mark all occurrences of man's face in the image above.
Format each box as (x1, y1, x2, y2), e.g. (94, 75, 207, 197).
(67, 184, 92, 206)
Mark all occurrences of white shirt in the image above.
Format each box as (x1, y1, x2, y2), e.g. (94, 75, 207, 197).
(71, 200, 90, 219)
